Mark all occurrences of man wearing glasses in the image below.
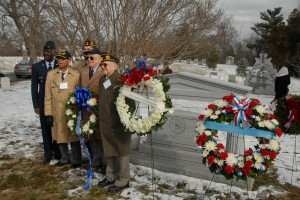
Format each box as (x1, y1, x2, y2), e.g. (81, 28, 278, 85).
(81, 47, 106, 173)
(73, 39, 96, 73)
(97, 53, 131, 192)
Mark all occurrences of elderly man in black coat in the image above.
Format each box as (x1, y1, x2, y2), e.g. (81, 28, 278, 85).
(31, 40, 61, 164)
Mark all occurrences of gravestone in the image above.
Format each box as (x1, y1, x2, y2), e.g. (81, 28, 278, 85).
(187, 59, 191, 64)
(202, 59, 206, 66)
(1, 77, 10, 90)
(228, 74, 236, 83)
(194, 59, 198, 64)
(130, 72, 254, 190)
(244, 53, 277, 95)
(226, 56, 235, 65)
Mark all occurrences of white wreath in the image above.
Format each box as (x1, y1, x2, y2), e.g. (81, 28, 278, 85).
(116, 77, 167, 135)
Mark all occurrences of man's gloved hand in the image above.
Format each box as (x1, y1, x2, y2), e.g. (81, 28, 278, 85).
(45, 116, 54, 127)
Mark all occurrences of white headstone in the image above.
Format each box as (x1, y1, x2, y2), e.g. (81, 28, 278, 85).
(228, 74, 236, 83)
(1, 77, 10, 90)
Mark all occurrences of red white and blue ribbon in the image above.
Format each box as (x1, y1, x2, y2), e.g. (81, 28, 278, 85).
(230, 96, 252, 126)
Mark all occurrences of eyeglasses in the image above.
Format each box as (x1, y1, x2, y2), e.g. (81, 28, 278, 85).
(100, 63, 108, 68)
(85, 56, 97, 60)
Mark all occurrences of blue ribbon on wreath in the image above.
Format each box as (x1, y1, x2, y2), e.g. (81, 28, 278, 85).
(74, 87, 93, 190)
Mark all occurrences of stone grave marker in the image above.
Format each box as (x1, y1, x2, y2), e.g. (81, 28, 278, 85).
(130, 72, 254, 190)
(244, 53, 277, 95)
(1, 77, 10, 91)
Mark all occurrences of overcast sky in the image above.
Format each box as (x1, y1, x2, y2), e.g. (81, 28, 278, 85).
(218, 0, 300, 39)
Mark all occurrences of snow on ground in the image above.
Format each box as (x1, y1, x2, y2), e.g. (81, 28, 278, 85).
(0, 66, 300, 199)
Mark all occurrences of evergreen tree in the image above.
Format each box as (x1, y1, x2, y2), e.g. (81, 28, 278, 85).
(236, 57, 249, 78)
(206, 48, 219, 69)
(247, 7, 284, 56)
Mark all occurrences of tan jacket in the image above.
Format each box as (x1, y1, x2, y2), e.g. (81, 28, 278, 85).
(81, 66, 104, 140)
(98, 70, 131, 156)
(45, 67, 80, 143)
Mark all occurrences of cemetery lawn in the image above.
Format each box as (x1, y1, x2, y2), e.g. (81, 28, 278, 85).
(0, 155, 299, 200)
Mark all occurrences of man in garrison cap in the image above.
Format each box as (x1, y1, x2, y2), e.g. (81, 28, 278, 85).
(31, 40, 61, 165)
(97, 53, 131, 192)
(72, 39, 96, 73)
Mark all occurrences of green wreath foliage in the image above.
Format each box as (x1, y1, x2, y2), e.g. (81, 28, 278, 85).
(274, 95, 300, 135)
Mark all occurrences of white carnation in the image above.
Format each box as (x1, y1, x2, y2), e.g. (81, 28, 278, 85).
(215, 100, 228, 108)
(226, 153, 238, 166)
(82, 123, 90, 133)
(255, 105, 266, 115)
(210, 115, 218, 119)
(264, 120, 275, 130)
(196, 124, 205, 133)
(89, 114, 96, 123)
(258, 121, 265, 127)
(65, 109, 73, 116)
(69, 97, 75, 104)
(203, 109, 213, 117)
(254, 153, 263, 164)
(269, 139, 279, 151)
(255, 116, 261, 121)
(204, 130, 212, 136)
(204, 140, 217, 151)
(67, 120, 74, 127)
(271, 119, 279, 125)
(87, 98, 97, 106)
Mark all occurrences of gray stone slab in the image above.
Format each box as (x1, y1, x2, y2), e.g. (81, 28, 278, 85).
(1, 77, 10, 91)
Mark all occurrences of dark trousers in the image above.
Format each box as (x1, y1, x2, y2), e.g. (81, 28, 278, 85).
(39, 113, 61, 162)
(59, 142, 82, 164)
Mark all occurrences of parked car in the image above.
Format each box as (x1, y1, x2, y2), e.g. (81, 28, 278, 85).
(14, 60, 32, 78)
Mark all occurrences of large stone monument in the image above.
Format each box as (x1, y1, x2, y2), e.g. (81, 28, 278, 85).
(244, 53, 277, 95)
(130, 72, 254, 190)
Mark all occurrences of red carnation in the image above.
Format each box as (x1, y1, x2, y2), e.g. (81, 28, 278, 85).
(208, 104, 217, 110)
(220, 151, 228, 160)
(207, 156, 215, 165)
(222, 95, 234, 103)
(261, 149, 269, 156)
(276, 128, 283, 137)
(198, 134, 208, 142)
(196, 137, 203, 146)
(198, 115, 205, 121)
(143, 76, 150, 81)
(217, 143, 224, 149)
(245, 160, 253, 167)
(242, 165, 252, 175)
(225, 106, 233, 113)
(269, 151, 277, 160)
(244, 149, 253, 156)
(268, 113, 275, 119)
(224, 165, 234, 174)
(244, 109, 253, 117)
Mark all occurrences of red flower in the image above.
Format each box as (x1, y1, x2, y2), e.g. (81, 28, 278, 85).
(143, 76, 150, 81)
(225, 106, 233, 113)
(93, 95, 99, 100)
(208, 104, 217, 110)
(119, 74, 128, 83)
(196, 137, 203, 146)
(268, 113, 275, 119)
(269, 151, 277, 160)
(276, 128, 283, 137)
(207, 156, 215, 165)
(244, 149, 253, 156)
(244, 109, 253, 117)
(224, 165, 234, 174)
(73, 104, 77, 109)
(198, 134, 207, 142)
(198, 115, 205, 121)
(242, 165, 252, 175)
(245, 160, 253, 167)
(261, 149, 269, 156)
(220, 151, 228, 160)
(217, 143, 224, 149)
(222, 95, 234, 103)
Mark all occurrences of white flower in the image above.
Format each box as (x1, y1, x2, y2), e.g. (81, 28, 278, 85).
(87, 98, 97, 106)
(255, 105, 266, 115)
(69, 97, 75, 104)
(264, 120, 275, 130)
(271, 119, 279, 125)
(89, 129, 94, 134)
(226, 153, 238, 166)
(65, 109, 73, 116)
(89, 114, 96, 123)
(204, 140, 217, 151)
(215, 100, 227, 108)
(196, 124, 205, 133)
(238, 160, 244, 168)
(204, 130, 212, 136)
(203, 109, 213, 117)
(254, 153, 263, 164)
(202, 150, 209, 157)
(269, 139, 279, 151)
(258, 121, 265, 127)
(72, 114, 77, 118)
(217, 159, 224, 166)
(210, 115, 218, 119)
(215, 110, 221, 115)
(67, 120, 74, 127)
(82, 123, 90, 133)
(254, 163, 261, 169)
(255, 116, 261, 121)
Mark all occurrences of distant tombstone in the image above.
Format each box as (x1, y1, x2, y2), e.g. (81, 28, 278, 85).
(244, 53, 277, 95)
(226, 56, 234, 65)
(228, 74, 236, 83)
(22, 43, 28, 60)
(209, 72, 217, 77)
(1, 77, 10, 91)
(187, 59, 191, 64)
(194, 59, 198, 64)
(202, 59, 206, 66)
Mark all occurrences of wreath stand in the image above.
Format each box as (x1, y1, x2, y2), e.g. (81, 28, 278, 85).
(204, 122, 254, 198)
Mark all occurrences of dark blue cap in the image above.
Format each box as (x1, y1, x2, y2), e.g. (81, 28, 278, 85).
(44, 40, 56, 50)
